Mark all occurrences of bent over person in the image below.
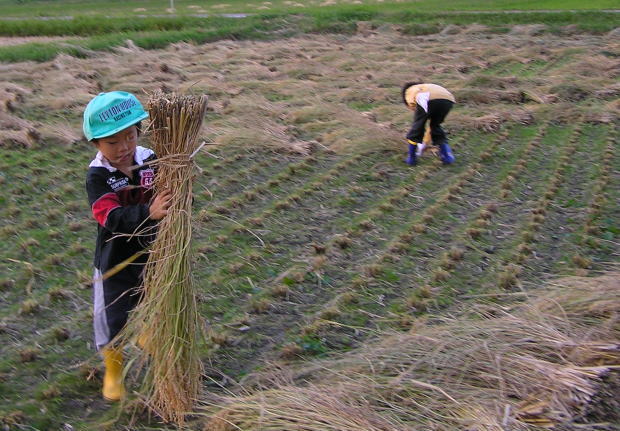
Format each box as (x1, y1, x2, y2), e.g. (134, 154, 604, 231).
(401, 82, 456, 166)
(83, 91, 171, 401)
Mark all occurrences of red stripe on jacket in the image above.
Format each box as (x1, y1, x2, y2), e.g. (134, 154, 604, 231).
(92, 192, 121, 227)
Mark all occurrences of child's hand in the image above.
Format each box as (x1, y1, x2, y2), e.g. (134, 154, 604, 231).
(149, 190, 172, 220)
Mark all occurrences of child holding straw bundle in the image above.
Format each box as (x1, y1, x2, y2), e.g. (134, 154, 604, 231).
(401, 82, 456, 166)
(117, 91, 207, 425)
(83, 91, 171, 401)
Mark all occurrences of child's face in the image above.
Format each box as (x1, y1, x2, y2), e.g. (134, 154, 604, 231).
(95, 125, 139, 167)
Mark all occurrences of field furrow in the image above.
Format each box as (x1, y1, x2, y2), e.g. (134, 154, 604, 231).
(518, 124, 611, 278)
(201, 136, 472, 284)
(552, 126, 620, 274)
(410, 124, 580, 298)
(292, 125, 547, 341)
(195, 152, 335, 223)
(292, 123, 600, 353)
(206, 128, 517, 372)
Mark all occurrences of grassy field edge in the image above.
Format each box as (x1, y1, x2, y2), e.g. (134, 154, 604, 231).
(0, 9, 617, 63)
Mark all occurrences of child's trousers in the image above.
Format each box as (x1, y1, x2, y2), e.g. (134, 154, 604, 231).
(93, 267, 142, 350)
(406, 99, 454, 146)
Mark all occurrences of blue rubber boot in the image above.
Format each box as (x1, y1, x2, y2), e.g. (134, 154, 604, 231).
(438, 143, 455, 165)
(406, 143, 417, 166)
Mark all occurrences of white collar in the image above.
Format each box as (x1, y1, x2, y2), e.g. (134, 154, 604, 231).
(89, 146, 154, 172)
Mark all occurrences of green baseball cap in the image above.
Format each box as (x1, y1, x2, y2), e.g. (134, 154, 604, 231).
(83, 91, 149, 141)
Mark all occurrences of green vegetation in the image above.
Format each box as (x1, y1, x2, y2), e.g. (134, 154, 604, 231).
(0, 1, 617, 63)
(4, 9, 614, 38)
(0, 0, 617, 18)
(0, 0, 616, 65)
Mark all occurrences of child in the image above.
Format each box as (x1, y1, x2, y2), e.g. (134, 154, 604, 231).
(84, 91, 171, 401)
(401, 82, 456, 166)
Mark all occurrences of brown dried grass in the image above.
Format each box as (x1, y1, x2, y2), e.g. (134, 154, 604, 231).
(3, 28, 617, 156)
(0, 109, 40, 147)
(0, 81, 30, 112)
(0, 129, 37, 148)
(206, 384, 400, 431)
(201, 272, 620, 431)
(39, 121, 83, 146)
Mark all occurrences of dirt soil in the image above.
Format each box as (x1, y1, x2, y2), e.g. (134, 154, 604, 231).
(0, 36, 81, 47)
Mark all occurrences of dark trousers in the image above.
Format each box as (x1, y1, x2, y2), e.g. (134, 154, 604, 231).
(406, 99, 454, 146)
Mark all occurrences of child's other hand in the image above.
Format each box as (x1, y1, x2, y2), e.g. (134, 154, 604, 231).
(149, 190, 172, 220)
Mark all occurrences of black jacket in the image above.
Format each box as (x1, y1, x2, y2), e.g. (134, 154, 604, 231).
(85, 146, 157, 277)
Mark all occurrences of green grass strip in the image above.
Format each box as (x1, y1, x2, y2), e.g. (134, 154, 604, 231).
(0, 0, 617, 19)
(0, 9, 616, 63)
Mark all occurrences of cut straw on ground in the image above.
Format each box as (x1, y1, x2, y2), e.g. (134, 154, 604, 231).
(200, 273, 620, 431)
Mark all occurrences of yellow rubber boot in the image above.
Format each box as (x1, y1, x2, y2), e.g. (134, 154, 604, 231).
(102, 347, 125, 401)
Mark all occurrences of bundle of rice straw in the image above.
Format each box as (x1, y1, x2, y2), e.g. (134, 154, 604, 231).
(124, 91, 208, 425)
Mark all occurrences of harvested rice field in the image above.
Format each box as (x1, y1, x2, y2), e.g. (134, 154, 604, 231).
(1, 21, 619, 430)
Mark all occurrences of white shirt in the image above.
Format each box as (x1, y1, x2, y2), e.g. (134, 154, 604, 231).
(415, 92, 430, 112)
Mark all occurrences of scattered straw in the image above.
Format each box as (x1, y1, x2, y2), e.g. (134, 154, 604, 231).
(202, 273, 620, 431)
